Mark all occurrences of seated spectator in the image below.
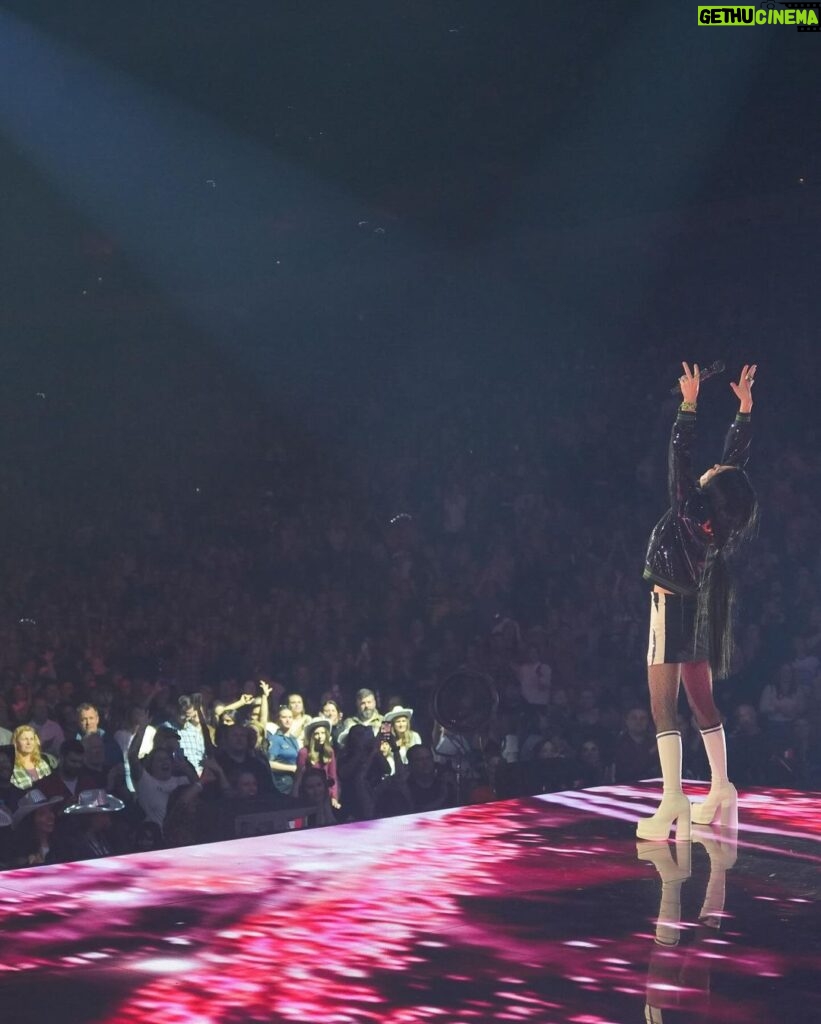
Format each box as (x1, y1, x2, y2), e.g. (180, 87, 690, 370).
(727, 704, 773, 787)
(759, 663, 807, 748)
(611, 706, 658, 784)
(58, 789, 126, 861)
(267, 707, 300, 795)
(294, 766, 337, 827)
(548, 687, 572, 736)
(595, 700, 625, 760)
(11, 725, 57, 790)
(516, 643, 552, 707)
(10, 789, 64, 867)
(162, 775, 211, 849)
(295, 717, 339, 808)
(396, 744, 456, 814)
(28, 696, 65, 758)
(234, 769, 260, 799)
(338, 689, 383, 746)
(75, 703, 121, 770)
(9, 682, 33, 727)
(54, 701, 79, 743)
(576, 738, 608, 788)
(133, 820, 163, 853)
(76, 701, 101, 740)
(81, 732, 115, 788)
(215, 721, 274, 796)
(0, 744, 26, 813)
(571, 688, 604, 742)
(35, 739, 100, 807)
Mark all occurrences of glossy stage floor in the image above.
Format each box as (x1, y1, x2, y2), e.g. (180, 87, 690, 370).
(0, 781, 818, 1024)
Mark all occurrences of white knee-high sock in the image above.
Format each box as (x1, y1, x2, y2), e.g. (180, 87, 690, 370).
(700, 724, 729, 789)
(656, 730, 684, 797)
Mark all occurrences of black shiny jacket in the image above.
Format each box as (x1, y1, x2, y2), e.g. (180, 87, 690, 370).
(643, 410, 752, 596)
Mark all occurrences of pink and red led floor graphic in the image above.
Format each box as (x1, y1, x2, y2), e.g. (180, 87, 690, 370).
(0, 781, 818, 1024)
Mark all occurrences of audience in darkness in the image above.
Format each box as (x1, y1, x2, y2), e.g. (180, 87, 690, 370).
(1, 352, 820, 869)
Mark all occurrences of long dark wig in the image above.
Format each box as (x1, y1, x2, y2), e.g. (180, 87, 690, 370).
(697, 467, 759, 679)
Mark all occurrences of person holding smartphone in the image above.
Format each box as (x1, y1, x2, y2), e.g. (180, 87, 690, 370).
(383, 706, 422, 764)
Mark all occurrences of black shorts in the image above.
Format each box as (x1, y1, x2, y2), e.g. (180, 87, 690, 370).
(647, 591, 709, 666)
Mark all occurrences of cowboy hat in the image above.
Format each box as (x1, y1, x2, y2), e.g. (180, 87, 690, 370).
(11, 789, 63, 828)
(303, 717, 332, 739)
(383, 705, 414, 723)
(63, 789, 125, 815)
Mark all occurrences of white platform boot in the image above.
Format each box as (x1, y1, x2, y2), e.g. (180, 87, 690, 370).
(691, 724, 738, 829)
(636, 731, 691, 842)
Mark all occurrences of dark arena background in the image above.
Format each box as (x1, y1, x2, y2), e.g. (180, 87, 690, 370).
(1, 3, 820, 1023)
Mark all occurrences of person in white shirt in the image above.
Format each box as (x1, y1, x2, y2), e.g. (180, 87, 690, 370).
(114, 706, 156, 793)
(128, 724, 197, 832)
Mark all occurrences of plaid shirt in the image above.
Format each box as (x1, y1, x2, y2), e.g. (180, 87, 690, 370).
(11, 754, 57, 790)
(176, 720, 206, 771)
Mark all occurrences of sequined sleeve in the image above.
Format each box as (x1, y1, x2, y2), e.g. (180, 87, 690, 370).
(668, 410, 697, 515)
(721, 412, 752, 469)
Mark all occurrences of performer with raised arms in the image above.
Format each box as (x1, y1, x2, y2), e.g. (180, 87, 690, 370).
(638, 362, 758, 841)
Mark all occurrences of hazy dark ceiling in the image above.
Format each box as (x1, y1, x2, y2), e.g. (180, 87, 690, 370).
(3, 0, 817, 244)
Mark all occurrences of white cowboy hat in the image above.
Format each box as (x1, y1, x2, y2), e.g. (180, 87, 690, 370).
(383, 705, 414, 724)
(11, 789, 63, 828)
(303, 717, 332, 739)
(62, 789, 126, 815)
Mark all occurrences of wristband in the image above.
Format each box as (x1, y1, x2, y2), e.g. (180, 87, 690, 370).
(679, 401, 697, 413)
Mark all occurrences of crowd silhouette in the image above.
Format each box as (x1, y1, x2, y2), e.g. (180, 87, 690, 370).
(1, 357, 820, 868)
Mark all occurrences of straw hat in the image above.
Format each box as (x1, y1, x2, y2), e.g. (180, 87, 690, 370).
(383, 705, 414, 724)
(11, 789, 63, 828)
(62, 789, 125, 815)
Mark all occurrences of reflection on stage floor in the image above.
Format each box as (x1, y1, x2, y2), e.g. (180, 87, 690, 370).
(0, 781, 818, 1023)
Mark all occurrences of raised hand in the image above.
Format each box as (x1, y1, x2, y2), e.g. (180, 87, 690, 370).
(679, 362, 700, 405)
(729, 363, 756, 412)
